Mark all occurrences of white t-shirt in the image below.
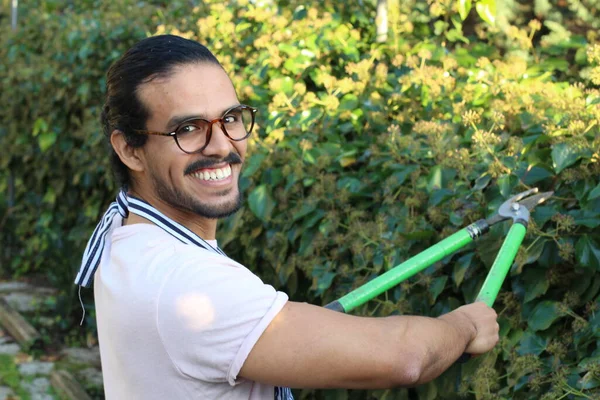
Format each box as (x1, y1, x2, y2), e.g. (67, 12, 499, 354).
(94, 214, 289, 399)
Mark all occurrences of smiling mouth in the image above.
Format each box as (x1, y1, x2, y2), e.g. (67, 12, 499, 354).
(191, 164, 233, 182)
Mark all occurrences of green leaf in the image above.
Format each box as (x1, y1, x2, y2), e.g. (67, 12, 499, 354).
(242, 153, 266, 178)
(336, 177, 363, 194)
(279, 76, 295, 95)
(312, 263, 336, 296)
(339, 94, 358, 111)
(429, 189, 454, 206)
(389, 165, 418, 187)
(540, 58, 569, 72)
(458, 0, 472, 20)
(521, 268, 549, 303)
(588, 181, 600, 200)
(303, 149, 317, 164)
(292, 203, 317, 222)
(434, 20, 450, 36)
(42, 188, 57, 205)
(449, 211, 464, 226)
(568, 209, 600, 228)
(415, 381, 438, 400)
(38, 131, 57, 152)
(301, 209, 325, 230)
(429, 276, 448, 303)
(517, 331, 548, 355)
(575, 235, 600, 270)
(453, 252, 474, 287)
(427, 165, 456, 193)
(292, 6, 307, 20)
(316, 272, 336, 294)
(551, 142, 591, 173)
(475, 0, 496, 25)
(498, 174, 518, 198)
(445, 28, 469, 44)
(32, 118, 48, 137)
(248, 184, 276, 223)
(533, 205, 558, 227)
(518, 165, 554, 185)
(473, 174, 491, 191)
(577, 374, 600, 390)
(427, 165, 443, 192)
(582, 274, 600, 303)
(524, 239, 547, 267)
(528, 301, 562, 331)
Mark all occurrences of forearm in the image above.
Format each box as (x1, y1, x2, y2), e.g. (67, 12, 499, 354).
(241, 302, 480, 389)
(388, 311, 475, 385)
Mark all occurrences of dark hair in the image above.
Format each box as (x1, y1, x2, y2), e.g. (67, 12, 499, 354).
(102, 34, 222, 187)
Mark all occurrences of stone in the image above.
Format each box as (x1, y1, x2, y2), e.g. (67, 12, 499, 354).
(77, 367, 104, 388)
(0, 282, 31, 293)
(60, 347, 101, 368)
(0, 282, 56, 296)
(0, 386, 15, 400)
(22, 377, 53, 400)
(2, 292, 39, 313)
(0, 329, 10, 345)
(18, 361, 54, 376)
(0, 343, 20, 355)
(0, 335, 14, 345)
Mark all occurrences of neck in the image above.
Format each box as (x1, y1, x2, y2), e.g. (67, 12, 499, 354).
(125, 188, 218, 241)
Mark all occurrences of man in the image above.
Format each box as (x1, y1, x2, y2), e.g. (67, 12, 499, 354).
(75, 35, 499, 400)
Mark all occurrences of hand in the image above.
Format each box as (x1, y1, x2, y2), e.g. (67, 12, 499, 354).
(453, 302, 500, 356)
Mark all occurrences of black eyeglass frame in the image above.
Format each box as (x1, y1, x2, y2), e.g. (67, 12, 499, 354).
(134, 104, 257, 154)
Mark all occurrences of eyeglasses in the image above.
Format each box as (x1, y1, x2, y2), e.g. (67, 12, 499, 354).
(134, 105, 257, 154)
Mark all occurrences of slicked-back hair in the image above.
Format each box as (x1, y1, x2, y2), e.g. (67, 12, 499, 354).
(101, 34, 222, 187)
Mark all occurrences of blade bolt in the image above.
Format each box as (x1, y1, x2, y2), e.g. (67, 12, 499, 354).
(511, 203, 520, 212)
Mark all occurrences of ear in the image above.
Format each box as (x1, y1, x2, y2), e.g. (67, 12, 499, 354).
(110, 130, 145, 174)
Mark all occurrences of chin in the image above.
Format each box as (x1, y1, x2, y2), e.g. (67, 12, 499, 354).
(190, 195, 243, 219)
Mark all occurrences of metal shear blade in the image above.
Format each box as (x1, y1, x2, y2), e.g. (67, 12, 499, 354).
(487, 188, 554, 225)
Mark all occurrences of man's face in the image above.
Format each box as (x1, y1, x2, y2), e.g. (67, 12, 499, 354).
(135, 62, 247, 219)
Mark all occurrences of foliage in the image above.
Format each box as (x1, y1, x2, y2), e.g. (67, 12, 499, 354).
(1, 0, 599, 399)
(0, 354, 32, 399)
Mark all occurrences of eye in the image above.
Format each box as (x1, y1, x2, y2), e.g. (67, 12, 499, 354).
(180, 125, 196, 133)
(223, 111, 242, 124)
(176, 122, 204, 136)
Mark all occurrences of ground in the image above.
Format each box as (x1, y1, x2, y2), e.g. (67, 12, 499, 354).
(0, 281, 103, 400)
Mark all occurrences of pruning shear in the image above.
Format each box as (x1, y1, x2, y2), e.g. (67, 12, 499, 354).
(324, 187, 554, 313)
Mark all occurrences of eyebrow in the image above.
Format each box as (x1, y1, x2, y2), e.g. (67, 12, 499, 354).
(165, 104, 242, 130)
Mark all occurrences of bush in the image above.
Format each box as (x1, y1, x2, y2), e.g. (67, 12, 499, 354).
(1, 0, 599, 398)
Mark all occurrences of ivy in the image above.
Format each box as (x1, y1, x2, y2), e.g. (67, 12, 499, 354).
(1, 0, 599, 399)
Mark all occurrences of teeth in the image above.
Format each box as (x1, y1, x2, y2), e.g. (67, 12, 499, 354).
(194, 165, 232, 181)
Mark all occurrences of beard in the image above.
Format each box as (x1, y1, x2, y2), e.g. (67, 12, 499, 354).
(148, 155, 244, 220)
(154, 178, 243, 219)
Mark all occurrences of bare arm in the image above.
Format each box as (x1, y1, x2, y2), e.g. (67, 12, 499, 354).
(239, 301, 498, 389)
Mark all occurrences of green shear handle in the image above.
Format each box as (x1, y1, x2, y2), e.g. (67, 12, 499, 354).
(476, 223, 527, 307)
(324, 187, 553, 316)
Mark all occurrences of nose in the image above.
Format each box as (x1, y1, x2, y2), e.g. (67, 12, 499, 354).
(202, 122, 231, 157)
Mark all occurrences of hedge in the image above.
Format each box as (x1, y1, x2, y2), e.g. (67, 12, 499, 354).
(1, 1, 599, 399)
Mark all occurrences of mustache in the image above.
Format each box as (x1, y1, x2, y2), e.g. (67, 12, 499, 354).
(184, 152, 242, 175)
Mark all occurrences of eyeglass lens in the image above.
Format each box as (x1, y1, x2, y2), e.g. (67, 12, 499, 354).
(175, 106, 254, 153)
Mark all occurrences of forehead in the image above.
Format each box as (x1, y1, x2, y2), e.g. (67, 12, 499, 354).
(137, 63, 238, 126)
